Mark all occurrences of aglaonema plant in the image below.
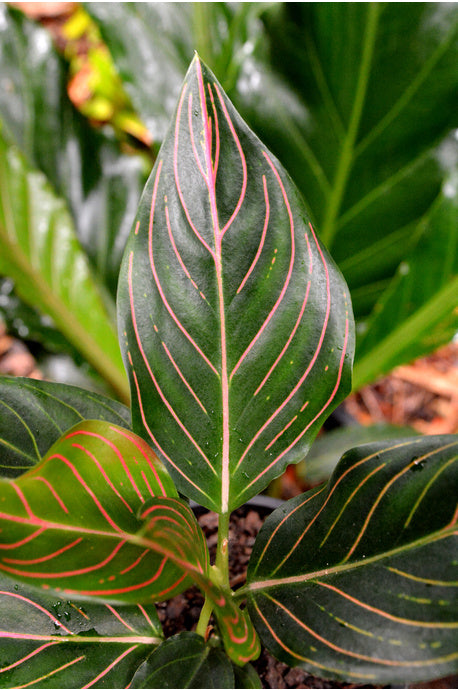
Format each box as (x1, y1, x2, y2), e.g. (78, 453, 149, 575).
(0, 55, 456, 689)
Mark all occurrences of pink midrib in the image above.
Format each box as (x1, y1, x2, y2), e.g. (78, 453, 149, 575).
(196, 59, 231, 515)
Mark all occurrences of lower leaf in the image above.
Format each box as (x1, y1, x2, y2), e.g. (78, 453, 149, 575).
(0, 575, 162, 689)
(130, 632, 234, 689)
(247, 435, 458, 684)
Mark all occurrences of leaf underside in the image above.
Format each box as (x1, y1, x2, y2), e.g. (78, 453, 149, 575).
(0, 420, 192, 604)
(118, 54, 354, 514)
(247, 435, 458, 683)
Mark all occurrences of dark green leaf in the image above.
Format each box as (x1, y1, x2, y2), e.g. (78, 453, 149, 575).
(0, 573, 162, 688)
(247, 435, 458, 684)
(118, 55, 354, 515)
(232, 661, 262, 689)
(254, 3, 458, 318)
(298, 423, 419, 486)
(0, 376, 130, 478)
(353, 165, 458, 389)
(0, 129, 129, 402)
(130, 632, 234, 688)
(0, 5, 147, 296)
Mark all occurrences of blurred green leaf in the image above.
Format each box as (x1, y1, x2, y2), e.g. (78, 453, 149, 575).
(0, 4, 147, 296)
(130, 632, 234, 688)
(353, 163, 458, 389)
(0, 129, 129, 402)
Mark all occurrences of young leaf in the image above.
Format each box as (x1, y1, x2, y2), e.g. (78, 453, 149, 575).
(130, 632, 234, 689)
(0, 130, 129, 403)
(0, 574, 162, 689)
(118, 54, 354, 514)
(139, 500, 260, 666)
(0, 420, 192, 604)
(246, 435, 458, 684)
(0, 377, 130, 478)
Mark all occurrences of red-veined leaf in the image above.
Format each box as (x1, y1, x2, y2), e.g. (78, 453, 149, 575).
(117, 54, 354, 515)
(0, 420, 194, 604)
(246, 435, 458, 684)
(0, 574, 162, 689)
(139, 499, 260, 665)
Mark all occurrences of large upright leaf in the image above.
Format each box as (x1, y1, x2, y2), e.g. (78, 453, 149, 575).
(246, 435, 458, 684)
(0, 4, 147, 296)
(118, 55, 354, 514)
(94, 2, 458, 383)
(0, 377, 130, 478)
(0, 130, 129, 402)
(0, 574, 162, 689)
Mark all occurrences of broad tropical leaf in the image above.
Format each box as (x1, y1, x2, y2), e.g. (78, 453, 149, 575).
(0, 574, 162, 689)
(0, 420, 192, 604)
(0, 130, 129, 402)
(130, 632, 234, 688)
(118, 54, 354, 514)
(0, 5, 147, 296)
(253, 3, 458, 318)
(246, 435, 458, 684)
(353, 165, 458, 389)
(0, 377, 130, 478)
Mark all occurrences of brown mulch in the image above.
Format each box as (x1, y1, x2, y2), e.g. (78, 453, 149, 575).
(345, 343, 458, 436)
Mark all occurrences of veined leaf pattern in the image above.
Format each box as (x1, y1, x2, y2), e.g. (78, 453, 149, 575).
(0, 420, 193, 603)
(139, 500, 260, 665)
(118, 54, 354, 514)
(0, 574, 162, 689)
(246, 436, 458, 683)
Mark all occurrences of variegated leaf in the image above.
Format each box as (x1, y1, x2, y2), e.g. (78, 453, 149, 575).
(0, 420, 192, 603)
(118, 54, 354, 515)
(246, 435, 458, 684)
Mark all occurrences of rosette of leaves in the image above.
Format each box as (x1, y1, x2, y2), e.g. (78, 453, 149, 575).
(0, 56, 456, 689)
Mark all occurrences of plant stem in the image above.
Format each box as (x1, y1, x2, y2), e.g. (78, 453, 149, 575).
(196, 594, 214, 638)
(215, 510, 230, 588)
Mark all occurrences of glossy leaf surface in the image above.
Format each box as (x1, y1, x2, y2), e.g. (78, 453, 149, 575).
(0, 420, 192, 604)
(353, 166, 458, 389)
(247, 436, 458, 683)
(95, 2, 458, 379)
(0, 574, 162, 688)
(0, 130, 129, 402)
(130, 632, 234, 688)
(0, 377, 130, 478)
(0, 5, 147, 296)
(118, 55, 353, 514)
